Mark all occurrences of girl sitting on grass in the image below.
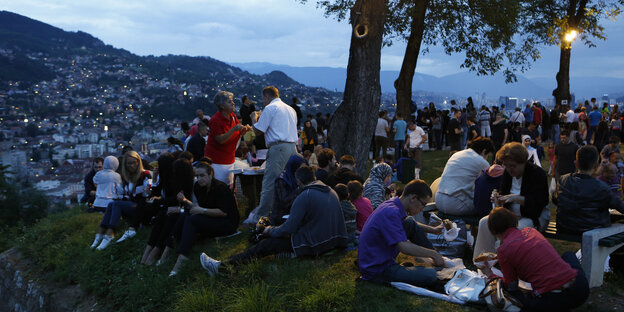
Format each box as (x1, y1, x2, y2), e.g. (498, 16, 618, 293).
(89, 156, 122, 249)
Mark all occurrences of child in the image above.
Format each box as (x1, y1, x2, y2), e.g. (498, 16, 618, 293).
(333, 183, 357, 244)
(348, 180, 373, 233)
(89, 156, 123, 249)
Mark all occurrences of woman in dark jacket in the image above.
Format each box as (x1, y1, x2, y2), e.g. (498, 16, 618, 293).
(269, 154, 307, 225)
(473, 142, 549, 258)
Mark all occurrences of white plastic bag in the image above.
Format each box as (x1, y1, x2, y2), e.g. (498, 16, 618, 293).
(444, 269, 486, 303)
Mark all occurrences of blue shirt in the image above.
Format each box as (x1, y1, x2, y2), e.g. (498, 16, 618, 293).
(358, 197, 408, 280)
(393, 120, 407, 141)
(588, 110, 602, 127)
(523, 107, 533, 123)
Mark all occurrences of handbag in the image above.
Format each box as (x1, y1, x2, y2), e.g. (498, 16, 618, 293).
(444, 269, 486, 303)
(479, 278, 522, 312)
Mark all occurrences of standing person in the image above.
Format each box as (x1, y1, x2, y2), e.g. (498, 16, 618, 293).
(392, 112, 407, 162)
(290, 97, 303, 128)
(300, 120, 316, 153)
(491, 112, 508, 152)
(460, 108, 469, 149)
(554, 130, 579, 182)
(239, 96, 256, 127)
(431, 110, 443, 150)
(357, 180, 444, 288)
(82, 157, 104, 208)
(610, 112, 621, 139)
(480, 208, 589, 311)
(192, 109, 210, 125)
(588, 105, 602, 144)
(523, 104, 533, 124)
(447, 109, 463, 154)
(374, 111, 390, 160)
(185, 121, 208, 162)
(509, 107, 525, 127)
(251, 86, 298, 223)
(550, 104, 562, 144)
(205, 91, 251, 186)
(436, 138, 494, 216)
(404, 122, 426, 180)
(478, 105, 492, 138)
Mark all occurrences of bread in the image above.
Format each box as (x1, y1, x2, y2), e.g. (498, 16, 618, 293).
(443, 220, 453, 230)
(474, 252, 498, 262)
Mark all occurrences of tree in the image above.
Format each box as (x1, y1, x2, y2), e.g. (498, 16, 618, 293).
(309, 0, 388, 174)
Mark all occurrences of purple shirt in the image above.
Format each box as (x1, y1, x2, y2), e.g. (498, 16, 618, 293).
(358, 197, 408, 280)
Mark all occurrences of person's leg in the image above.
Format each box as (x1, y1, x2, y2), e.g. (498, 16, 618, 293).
(402, 216, 434, 250)
(382, 137, 388, 158)
(473, 216, 497, 259)
(436, 192, 472, 215)
(227, 237, 292, 264)
(378, 263, 438, 288)
(99, 202, 114, 229)
(255, 143, 295, 222)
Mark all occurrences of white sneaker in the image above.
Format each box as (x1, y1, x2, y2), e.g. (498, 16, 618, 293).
(90, 234, 103, 249)
(200, 253, 221, 277)
(116, 229, 136, 243)
(96, 235, 113, 250)
(168, 270, 178, 277)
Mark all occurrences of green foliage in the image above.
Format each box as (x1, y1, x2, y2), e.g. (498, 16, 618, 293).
(0, 164, 49, 228)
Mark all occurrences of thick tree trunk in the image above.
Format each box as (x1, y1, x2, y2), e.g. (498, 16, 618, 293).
(553, 46, 572, 106)
(327, 0, 387, 175)
(394, 0, 429, 121)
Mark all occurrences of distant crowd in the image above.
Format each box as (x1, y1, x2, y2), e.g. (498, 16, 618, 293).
(77, 87, 624, 310)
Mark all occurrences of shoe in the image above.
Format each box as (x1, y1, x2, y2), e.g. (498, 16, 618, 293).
(155, 259, 164, 266)
(116, 229, 136, 243)
(90, 234, 103, 249)
(168, 270, 178, 277)
(200, 253, 221, 277)
(96, 235, 113, 250)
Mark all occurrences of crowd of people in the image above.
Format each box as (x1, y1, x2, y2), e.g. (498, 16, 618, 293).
(79, 90, 624, 310)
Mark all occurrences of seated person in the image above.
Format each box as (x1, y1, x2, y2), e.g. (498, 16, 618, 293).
(436, 138, 494, 215)
(325, 155, 364, 188)
(269, 154, 307, 225)
(89, 156, 122, 248)
(473, 142, 549, 259)
(315, 148, 336, 184)
(481, 207, 589, 311)
(472, 164, 504, 218)
(554, 145, 624, 235)
(82, 157, 103, 208)
(349, 180, 373, 233)
(334, 183, 357, 241)
(600, 135, 620, 163)
(167, 162, 240, 276)
(199, 165, 348, 274)
(597, 162, 622, 200)
(363, 163, 394, 210)
(358, 179, 444, 288)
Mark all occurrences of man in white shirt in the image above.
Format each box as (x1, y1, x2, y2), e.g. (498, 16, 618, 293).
(251, 86, 298, 223)
(192, 109, 210, 125)
(565, 105, 576, 124)
(404, 122, 426, 179)
(435, 137, 495, 216)
(509, 107, 525, 127)
(374, 111, 390, 160)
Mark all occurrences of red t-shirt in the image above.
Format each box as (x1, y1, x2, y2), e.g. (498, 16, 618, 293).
(497, 227, 577, 295)
(205, 111, 241, 164)
(533, 107, 542, 125)
(353, 197, 373, 232)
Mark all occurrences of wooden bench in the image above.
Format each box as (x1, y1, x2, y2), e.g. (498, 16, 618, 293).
(544, 221, 624, 287)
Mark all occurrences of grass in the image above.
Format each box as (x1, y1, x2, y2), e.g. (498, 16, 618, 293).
(10, 149, 624, 311)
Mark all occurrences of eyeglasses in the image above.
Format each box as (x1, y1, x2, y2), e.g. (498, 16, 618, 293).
(417, 198, 428, 207)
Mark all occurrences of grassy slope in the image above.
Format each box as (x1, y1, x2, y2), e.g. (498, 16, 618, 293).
(13, 150, 624, 311)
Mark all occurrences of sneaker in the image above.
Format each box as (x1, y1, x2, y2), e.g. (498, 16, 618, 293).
(96, 235, 113, 250)
(168, 270, 178, 277)
(155, 259, 165, 266)
(90, 234, 103, 249)
(200, 253, 221, 277)
(116, 229, 136, 243)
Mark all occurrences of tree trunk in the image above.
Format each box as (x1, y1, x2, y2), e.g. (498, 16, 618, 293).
(327, 0, 387, 175)
(394, 0, 429, 121)
(552, 45, 572, 106)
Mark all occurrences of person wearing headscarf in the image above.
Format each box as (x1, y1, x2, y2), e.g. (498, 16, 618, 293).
(270, 154, 308, 225)
(363, 163, 394, 210)
(473, 164, 505, 217)
(522, 135, 541, 167)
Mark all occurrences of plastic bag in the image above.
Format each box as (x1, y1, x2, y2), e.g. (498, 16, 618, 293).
(427, 217, 468, 258)
(444, 269, 486, 303)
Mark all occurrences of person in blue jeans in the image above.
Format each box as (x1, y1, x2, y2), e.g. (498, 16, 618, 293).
(392, 112, 407, 163)
(358, 179, 444, 288)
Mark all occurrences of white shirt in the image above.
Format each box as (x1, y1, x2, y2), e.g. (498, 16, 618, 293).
(437, 149, 490, 197)
(565, 109, 576, 123)
(510, 176, 522, 216)
(375, 118, 389, 137)
(510, 111, 525, 124)
(254, 98, 298, 146)
(407, 126, 426, 148)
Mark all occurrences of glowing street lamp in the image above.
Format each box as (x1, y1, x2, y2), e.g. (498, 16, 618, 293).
(564, 30, 578, 42)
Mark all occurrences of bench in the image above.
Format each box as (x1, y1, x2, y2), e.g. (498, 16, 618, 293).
(544, 221, 624, 287)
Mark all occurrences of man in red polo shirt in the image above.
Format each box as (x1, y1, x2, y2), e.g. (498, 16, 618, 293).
(205, 91, 251, 186)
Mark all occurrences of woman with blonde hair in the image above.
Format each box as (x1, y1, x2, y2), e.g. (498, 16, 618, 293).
(95, 151, 152, 250)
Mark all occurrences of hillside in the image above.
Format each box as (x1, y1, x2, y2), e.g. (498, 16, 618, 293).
(0, 11, 342, 119)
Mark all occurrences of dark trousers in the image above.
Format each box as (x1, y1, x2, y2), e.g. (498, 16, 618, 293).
(394, 140, 405, 162)
(509, 251, 589, 312)
(433, 129, 442, 150)
(176, 214, 236, 256)
(100, 200, 137, 229)
(374, 136, 388, 159)
(148, 210, 183, 249)
(228, 237, 292, 264)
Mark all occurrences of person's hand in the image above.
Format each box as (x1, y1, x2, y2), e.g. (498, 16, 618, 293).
(190, 206, 204, 215)
(176, 191, 186, 203)
(431, 223, 444, 235)
(499, 194, 520, 204)
(481, 265, 494, 277)
(490, 192, 501, 204)
(262, 226, 272, 234)
(232, 124, 244, 132)
(431, 252, 445, 267)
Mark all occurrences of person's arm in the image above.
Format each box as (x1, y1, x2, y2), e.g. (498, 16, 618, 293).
(454, 126, 462, 134)
(397, 241, 444, 266)
(264, 190, 308, 237)
(178, 190, 228, 217)
(502, 128, 508, 144)
(417, 222, 443, 235)
(215, 124, 244, 144)
(404, 136, 410, 150)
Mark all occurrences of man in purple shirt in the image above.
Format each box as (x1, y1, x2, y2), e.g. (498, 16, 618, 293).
(358, 180, 444, 287)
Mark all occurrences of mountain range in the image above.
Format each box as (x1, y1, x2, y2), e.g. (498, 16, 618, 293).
(232, 62, 624, 100)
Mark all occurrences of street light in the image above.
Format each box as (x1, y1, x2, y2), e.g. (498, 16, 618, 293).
(564, 30, 578, 42)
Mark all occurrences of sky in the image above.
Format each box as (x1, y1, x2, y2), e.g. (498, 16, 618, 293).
(2, 0, 624, 79)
